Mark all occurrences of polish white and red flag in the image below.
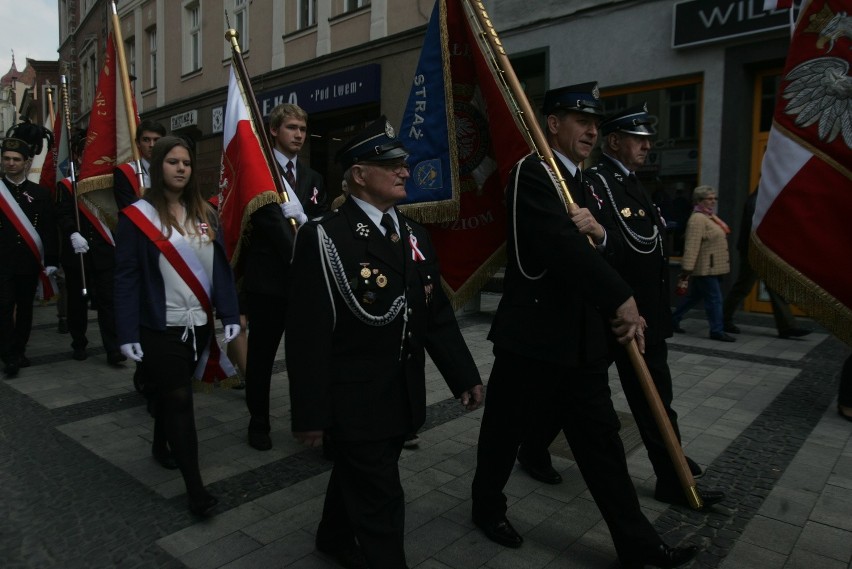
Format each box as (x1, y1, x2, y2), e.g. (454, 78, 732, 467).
(752, 0, 852, 345)
(217, 67, 279, 273)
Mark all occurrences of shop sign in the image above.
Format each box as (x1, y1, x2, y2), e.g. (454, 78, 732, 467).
(170, 109, 198, 131)
(672, 0, 798, 48)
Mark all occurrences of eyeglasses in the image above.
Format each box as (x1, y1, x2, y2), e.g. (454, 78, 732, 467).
(364, 161, 410, 176)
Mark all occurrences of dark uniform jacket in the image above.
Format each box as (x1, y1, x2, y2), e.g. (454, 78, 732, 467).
(285, 196, 481, 442)
(113, 162, 144, 210)
(0, 178, 58, 274)
(488, 153, 632, 369)
(278, 158, 328, 218)
(586, 154, 672, 346)
(56, 178, 115, 272)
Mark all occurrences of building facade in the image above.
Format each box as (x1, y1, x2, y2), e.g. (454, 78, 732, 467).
(57, 0, 795, 313)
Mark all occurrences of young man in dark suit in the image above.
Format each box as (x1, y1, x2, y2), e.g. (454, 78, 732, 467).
(285, 117, 483, 569)
(243, 104, 327, 450)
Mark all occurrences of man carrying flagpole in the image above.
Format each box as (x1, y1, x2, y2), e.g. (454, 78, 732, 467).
(242, 103, 327, 451)
(0, 136, 59, 377)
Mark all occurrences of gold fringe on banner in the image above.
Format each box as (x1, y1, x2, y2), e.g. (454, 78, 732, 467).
(227, 190, 281, 271)
(445, 244, 507, 311)
(750, 232, 852, 347)
(76, 173, 114, 194)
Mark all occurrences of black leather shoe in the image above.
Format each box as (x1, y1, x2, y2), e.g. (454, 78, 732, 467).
(655, 486, 725, 509)
(4, 361, 19, 378)
(518, 459, 562, 485)
(473, 515, 523, 548)
(152, 445, 178, 470)
(107, 352, 127, 366)
(72, 348, 88, 361)
(17, 355, 30, 368)
(709, 332, 736, 342)
(624, 543, 699, 568)
(248, 431, 272, 451)
(188, 490, 218, 516)
(723, 323, 740, 334)
(315, 543, 368, 569)
(838, 406, 852, 423)
(778, 327, 811, 339)
(673, 324, 685, 334)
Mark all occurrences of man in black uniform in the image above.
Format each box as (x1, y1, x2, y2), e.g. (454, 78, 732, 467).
(243, 103, 328, 451)
(469, 85, 697, 568)
(286, 117, 483, 569)
(584, 104, 724, 506)
(56, 172, 123, 365)
(0, 137, 59, 377)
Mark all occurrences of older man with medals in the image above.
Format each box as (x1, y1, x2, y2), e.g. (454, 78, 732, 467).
(285, 116, 483, 569)
(584, 104, 725, 508)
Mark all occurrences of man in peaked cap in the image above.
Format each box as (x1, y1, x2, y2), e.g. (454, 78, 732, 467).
(584, 103, 725, 507)
(0, 136, 59, 377)
(285, 116, 483, 569)
(470, 86, 699, 568)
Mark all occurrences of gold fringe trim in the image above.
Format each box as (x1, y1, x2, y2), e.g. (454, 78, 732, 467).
(193, 373, 243, 393)
(399, 199, 460, 224)
(76, 174, 115, 195)
(750, 232, 852, 347)
(444, 243, 507, 311)
(228, 191, 282, 271)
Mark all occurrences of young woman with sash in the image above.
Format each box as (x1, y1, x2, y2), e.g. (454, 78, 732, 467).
(114, 136, 240, 516)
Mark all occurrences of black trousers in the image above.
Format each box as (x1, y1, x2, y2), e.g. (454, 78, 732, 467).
(471, 348, 661, 562)
(63, 259, 118, 353)
(613, 341, 682, 490)
(0, 272, 39, 362)
(245, 292, 287, 434)
(317, 436, 407, 569)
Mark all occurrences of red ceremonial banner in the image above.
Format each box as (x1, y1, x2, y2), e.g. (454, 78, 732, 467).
(404, 0, 529, 309)
(753, 0, 852, 345)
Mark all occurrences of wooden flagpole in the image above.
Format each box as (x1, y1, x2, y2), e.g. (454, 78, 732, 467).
(460, 0, 703, 510)
(109, 1, 144, 192)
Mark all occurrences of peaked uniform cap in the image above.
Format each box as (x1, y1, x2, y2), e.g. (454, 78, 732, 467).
(541, 81, 604, 118)
(1, 136, 33, 158)
(336, 115, 409, 170)
(601, 103, 658, 137)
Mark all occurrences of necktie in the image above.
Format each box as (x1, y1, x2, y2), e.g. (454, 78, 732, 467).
(284, 160, 296, 190)
(381, 213, 399, 243)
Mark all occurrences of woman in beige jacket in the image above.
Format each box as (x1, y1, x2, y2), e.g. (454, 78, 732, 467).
(671, 185, 735, 342)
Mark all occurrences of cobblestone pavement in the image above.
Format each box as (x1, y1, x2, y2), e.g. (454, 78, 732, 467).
(1, 295, 850, 569)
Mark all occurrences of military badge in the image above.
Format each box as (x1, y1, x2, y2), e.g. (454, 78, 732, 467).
(355, 222, 370, 237)
(376, 274, 388, 288)
(621, 207, 632, 218)
(360, 266, 371, 278)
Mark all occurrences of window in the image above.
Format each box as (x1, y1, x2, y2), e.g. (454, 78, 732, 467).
(668, 84, 698, 141)
(183, 2, 202, 73)
(80, 46, 97, 114)
(147, 28, 157, 88)
(125, 39, 136, 80)
(233, 0, 249, 49)
(344, 0, 370, 11)
(299, 0, 317, 29)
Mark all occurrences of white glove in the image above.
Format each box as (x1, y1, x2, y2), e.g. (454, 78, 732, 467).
(120, 343, 144, 362)
(223, 324, 241, 343)
(281, 201, 308, 225)
(44, 266, 58, 277)
(70, 232, 90, 253)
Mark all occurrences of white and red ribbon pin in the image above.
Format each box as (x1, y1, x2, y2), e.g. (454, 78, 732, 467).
(409, 234, 425, 261)
(310, 188, 319, 204)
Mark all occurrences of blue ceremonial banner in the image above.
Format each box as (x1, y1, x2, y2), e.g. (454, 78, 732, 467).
(398, 0, 459, 222)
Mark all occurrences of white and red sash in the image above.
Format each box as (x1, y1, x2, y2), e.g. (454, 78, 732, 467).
(124, 200, 237, 386)
(0, 179, 56, 299)
(59, 179, 115, 247)
(117, 162, 143, 197)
